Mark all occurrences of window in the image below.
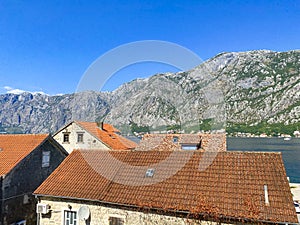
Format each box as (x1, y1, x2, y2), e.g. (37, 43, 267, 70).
(23, 194, 29, 204)
(181, 144, 198, 150)
(64, 211, 77, 225)
(42, 151, 50, 167)
(172, 136, 178, 143)
(77, 133, 84, 143)
(109, 217, 124, 225)
(63, 133, 70, 143)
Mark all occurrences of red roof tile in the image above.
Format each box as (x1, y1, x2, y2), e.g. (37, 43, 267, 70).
(0, 134, 48, 176)
(136, 133, 226, 152)
(34, 150, 297, 223)
(76, 121, 137, 150)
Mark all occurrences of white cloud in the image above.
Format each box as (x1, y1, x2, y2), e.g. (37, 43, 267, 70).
(8, 89, 27, 94)
(4, 86, 13, 91)
(2, 86, 48, 95)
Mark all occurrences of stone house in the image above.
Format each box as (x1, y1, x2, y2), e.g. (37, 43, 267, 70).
(53, 121, 137, 153)
(34, 149, 297, 224)
(0, 134, 68, 225)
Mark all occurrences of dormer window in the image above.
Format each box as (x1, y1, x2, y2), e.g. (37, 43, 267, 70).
(181, 144, 199, 150)
(173, 136, 178, 143)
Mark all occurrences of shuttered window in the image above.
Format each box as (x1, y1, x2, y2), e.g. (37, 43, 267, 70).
(64, 211, 77, 225)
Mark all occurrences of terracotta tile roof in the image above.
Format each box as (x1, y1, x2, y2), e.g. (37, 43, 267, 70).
(102, 123, 120, 133)
(135, 133, 226, 152)
(76, 121, 137, 150)
(34, 150, 297, 223)
(0, 134, 49, 176)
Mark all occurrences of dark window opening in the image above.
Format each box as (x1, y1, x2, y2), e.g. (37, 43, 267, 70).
(63, 133, 70, 143)
(64, 211, 77, 225)
(109, 217, 124, 225)
(173, 136, 179, 143)
(77, 133, 84, 143)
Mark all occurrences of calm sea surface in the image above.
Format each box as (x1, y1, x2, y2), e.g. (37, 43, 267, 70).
(227, 137, 300, 183)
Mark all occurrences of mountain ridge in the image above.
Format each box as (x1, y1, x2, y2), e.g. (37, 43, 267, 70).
(1, 49, 299, 135)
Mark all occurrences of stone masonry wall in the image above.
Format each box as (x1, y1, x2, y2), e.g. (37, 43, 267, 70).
(38, 199, 233, 225)
(53, 122, 109, 153)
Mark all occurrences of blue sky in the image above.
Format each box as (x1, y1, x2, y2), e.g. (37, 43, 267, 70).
(0, 0, 299, 95)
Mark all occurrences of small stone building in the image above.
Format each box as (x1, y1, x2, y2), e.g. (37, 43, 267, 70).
(53, 121, 137, 153)
(0, 134, 68, 225)
(34, 149, 297, 224)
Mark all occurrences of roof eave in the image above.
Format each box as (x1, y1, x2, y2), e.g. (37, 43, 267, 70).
(33, 194, 297, 224)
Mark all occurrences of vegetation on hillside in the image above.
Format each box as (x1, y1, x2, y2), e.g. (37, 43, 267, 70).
(226, 121, 300, 136)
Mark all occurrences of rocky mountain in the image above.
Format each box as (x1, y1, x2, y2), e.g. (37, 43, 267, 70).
(1, 50, 299, 135)
(0, 92, 110, 133)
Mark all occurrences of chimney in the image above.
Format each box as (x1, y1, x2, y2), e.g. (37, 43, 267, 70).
(97, 121, 104, 130)
(264, 184, 270, 206)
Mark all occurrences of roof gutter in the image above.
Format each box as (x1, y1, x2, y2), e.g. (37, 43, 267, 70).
(34, 194, 298, 225)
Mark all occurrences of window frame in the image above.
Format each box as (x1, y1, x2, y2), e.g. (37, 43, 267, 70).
(77, 132, 84, 143)
(109, 216, 124, 225)
(180, 144, 198, 150)
(64, 210, 77, 225)
(63, 132, 70, 143)
(172, 136, 179, 143)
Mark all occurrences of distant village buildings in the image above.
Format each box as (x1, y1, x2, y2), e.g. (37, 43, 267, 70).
(294, 130, 300, 138)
